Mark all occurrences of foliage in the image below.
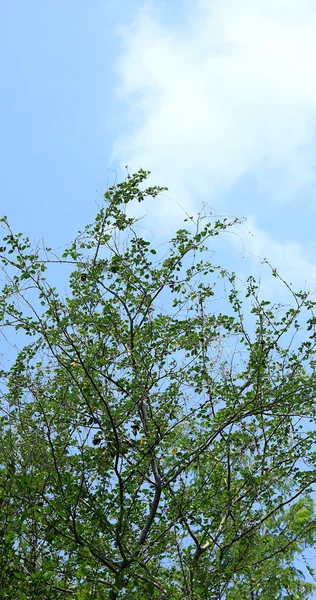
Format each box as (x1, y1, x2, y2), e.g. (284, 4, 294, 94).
(0, 169, 316, 599)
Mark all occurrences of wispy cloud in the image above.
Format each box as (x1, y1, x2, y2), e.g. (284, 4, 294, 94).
(114, 0, 316, 198)
(112, 0, 316, 289)
(232, 218, 316, 296)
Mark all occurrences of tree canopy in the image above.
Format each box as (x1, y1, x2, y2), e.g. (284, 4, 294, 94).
(0, 169, 316, 599)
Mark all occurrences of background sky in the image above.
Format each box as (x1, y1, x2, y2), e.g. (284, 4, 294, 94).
(1, 0, 316, 589)
(2, 0, 316, 298)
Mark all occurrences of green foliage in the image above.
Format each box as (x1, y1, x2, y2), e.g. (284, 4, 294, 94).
(0, 170, 316, 598)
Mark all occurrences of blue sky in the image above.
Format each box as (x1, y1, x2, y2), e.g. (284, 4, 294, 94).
(1, 0, 316, 591)
(0, 0, 138, 242)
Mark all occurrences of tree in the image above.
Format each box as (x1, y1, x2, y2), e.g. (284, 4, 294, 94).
(0, 169, 316, 599)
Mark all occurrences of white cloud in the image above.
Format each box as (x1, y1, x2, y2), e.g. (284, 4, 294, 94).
(232, 218, 316, 297)
(112, 0, 316, 293)
(113, 0, 316, 204)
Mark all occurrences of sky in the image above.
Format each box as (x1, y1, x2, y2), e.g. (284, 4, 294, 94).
(2, 0, 316, 300)
(1, 0, 316, 589)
